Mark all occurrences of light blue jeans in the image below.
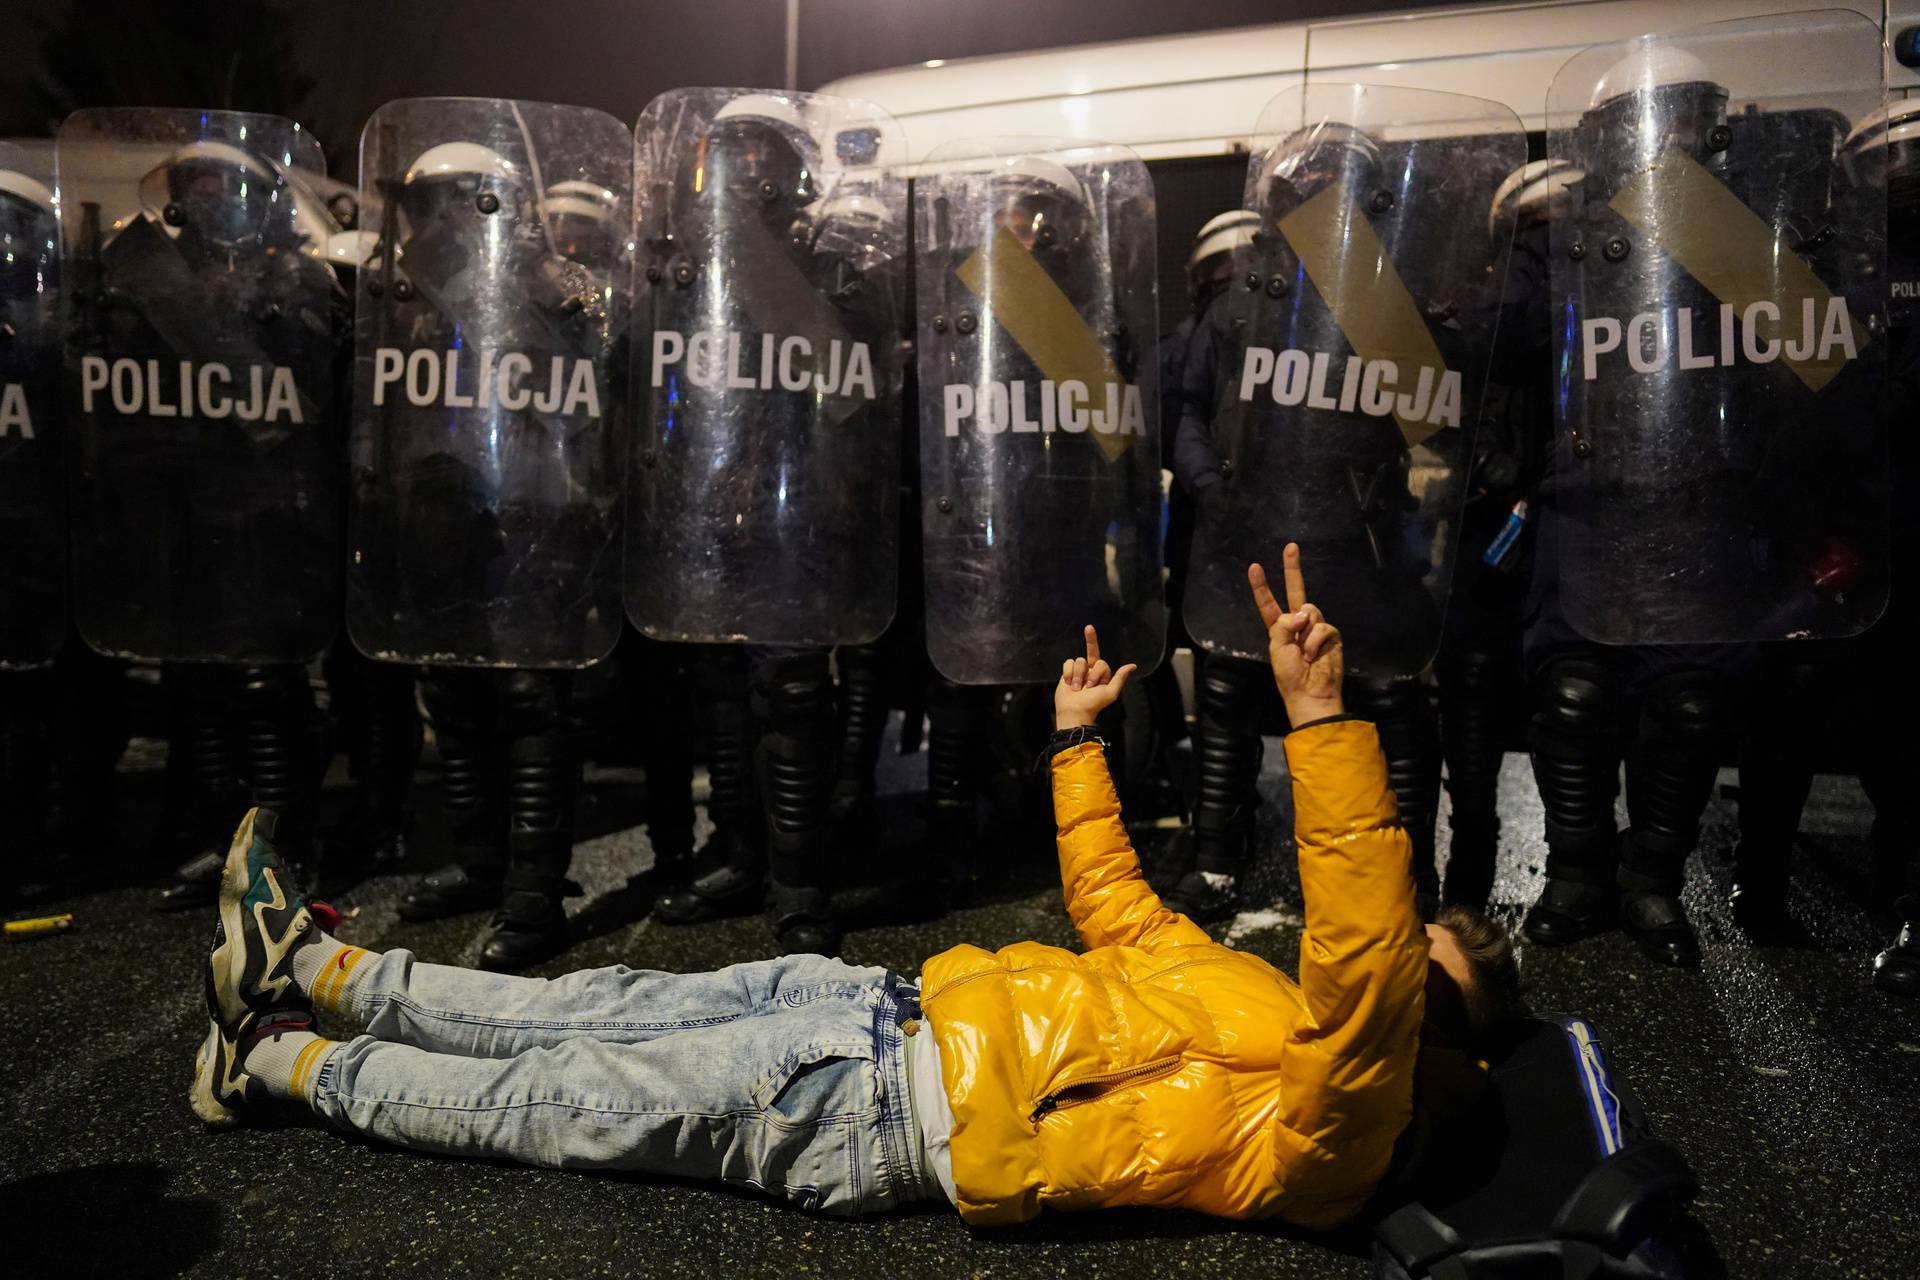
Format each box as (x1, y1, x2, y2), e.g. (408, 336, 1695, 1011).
(309, 951, 932, 1215)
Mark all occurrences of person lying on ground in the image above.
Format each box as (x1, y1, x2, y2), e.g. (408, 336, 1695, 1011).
(191, 544, 1519, 1226)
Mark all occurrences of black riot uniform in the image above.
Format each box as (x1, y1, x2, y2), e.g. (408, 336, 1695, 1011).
(1520, 35, 1896, 967)
(910, 147, 1166, 900)
(61, 130, 346, 905)
(1732, 99, 1918, 993)
(1172, 290, 1446, 920)
(646, 101, 905, 955)
(1171, 149, 1459, 919)
(358, 134, 616, 971)
(1, 162, 79, 894)
(1429, 164, 1572, 910)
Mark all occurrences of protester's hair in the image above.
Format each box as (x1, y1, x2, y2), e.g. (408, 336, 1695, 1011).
(1433, 904, 1524, 1037)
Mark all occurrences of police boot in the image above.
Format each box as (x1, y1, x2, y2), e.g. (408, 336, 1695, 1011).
(830, 643, 888, 849)
(918, 676, 991, 906)
(1523, 658, 1624, 946)
(1616, 831, 1700, 969)
(400, 670, 506, 922)
(478, 673, 579, 972)
(770, 881, 839, 957)
(753, 652, 839, 955)
(1356, 672, 1443, 920)
(1729, 838, 1797, 942)
(1872, 897, 1920, 998)
(1731, 687, 1812, 942)
(156, 667, 247, 911)
(1438, 647, 1506, 909)
(637, 647, 696, 886)
(656, 656, 763, 923)
(1167, 655, 1264, 923)
(480, 843, 573, 972)
(320, 661, 421, 895)
(1615, 672, 1722, 968)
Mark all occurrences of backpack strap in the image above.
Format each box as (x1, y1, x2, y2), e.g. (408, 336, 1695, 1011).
(1551, 1138, 1700, 1250)
(1374, 1203, 1470, 1277)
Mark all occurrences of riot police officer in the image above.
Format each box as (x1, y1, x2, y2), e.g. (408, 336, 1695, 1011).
(1526, 22, 1886, 966)
(1173, 95, 1523, 921)
(348, 101, 630, 970)
(634, 92, 907, 954)
(60, 115, 345, 903)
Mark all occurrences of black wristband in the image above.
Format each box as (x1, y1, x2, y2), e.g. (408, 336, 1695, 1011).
(1287, 712, 1362, 735)
(1037, 725, 1111, 772)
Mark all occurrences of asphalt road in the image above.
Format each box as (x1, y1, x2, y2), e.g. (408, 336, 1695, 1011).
(3, 734, 1916, 1279)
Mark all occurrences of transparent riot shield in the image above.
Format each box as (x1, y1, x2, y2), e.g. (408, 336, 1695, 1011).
(1182, 85, 1524, 677)
(915, 140, 1165, 685)
(627, 88, 905, 646)
(347, 98, 630, 668)
(1547, 11, 1888, 645)
(59, 108, 346, 663)
(0, 141, 64, 670)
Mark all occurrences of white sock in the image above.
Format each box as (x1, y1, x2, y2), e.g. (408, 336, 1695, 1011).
(243, 1023, 340, 1104)
(291, 932, 377, 1019)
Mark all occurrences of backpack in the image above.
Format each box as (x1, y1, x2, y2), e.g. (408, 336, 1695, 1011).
(1373, 1014, 1712, 1280)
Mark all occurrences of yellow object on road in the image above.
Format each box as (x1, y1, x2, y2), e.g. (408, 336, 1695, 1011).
(4, 913, 77, 941)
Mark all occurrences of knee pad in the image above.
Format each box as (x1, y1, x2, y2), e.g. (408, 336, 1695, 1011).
(501, 670, 567, 737)
(751, 652, 833, 730)
(1530, 657, 1617, 758)
(927, 677, 992, 806)
(1438, 646, 1502, 699)
(1639, 671, 1724, 759)
(1197, 655, 1267, 732)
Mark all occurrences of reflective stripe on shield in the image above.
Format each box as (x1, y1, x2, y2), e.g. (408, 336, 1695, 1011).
(916, 139, 1165, 686)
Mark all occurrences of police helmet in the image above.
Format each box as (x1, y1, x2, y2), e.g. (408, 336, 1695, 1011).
(1580, 42, 1728, 170)
(136, 140, 291, 251)
(1486, 159, 1582, 243)
(1187, 209, 1258, 294)
(1259, 121, 1381, 220)
(399, 142, 528, 229)
(702, 94, 822, 211)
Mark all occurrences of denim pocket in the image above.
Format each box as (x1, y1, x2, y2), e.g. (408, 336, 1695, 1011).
(752, 1040, 876, 1128)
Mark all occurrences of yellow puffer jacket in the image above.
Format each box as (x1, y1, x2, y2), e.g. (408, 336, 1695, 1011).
(922, 719, 1428, 1227)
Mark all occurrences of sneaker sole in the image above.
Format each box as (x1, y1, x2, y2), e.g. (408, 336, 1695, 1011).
(188, 1017, 242, 1130)
(211, 809, 308, 1026)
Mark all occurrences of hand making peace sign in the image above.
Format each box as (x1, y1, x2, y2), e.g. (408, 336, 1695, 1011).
(1248, 543, 1345, 726)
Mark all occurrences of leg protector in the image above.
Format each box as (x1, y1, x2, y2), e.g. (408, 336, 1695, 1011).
(750, 650, 835, 894)
(236, 663, 319, 863)
(1436, 644, 1506, 906)
(835, 643, 888, 806)
(358, 660, 422, 837)
(1528, 654, 1625, 887)
(925, 675, 995, 895)
(1192, 654, 1266, 877)
(181, 666, 248, 852)
(1622, 668, 1727, 897)
(502, 669, 578, 883)
(636, 641, 696, 865)
(1352, 672, 1442, 908)
(692, 647, 759, 872)
(420, 667, 507, 870)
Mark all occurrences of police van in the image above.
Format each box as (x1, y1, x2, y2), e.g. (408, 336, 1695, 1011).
(824, 0, 1913, 337)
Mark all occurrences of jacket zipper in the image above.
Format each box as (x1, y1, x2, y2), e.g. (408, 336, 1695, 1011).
(1029, 1056, 1182, 1124)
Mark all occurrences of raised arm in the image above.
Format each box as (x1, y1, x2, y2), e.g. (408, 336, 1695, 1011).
(1051, 627, 1211, 952)
(1254, 549, 1428, 1209)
